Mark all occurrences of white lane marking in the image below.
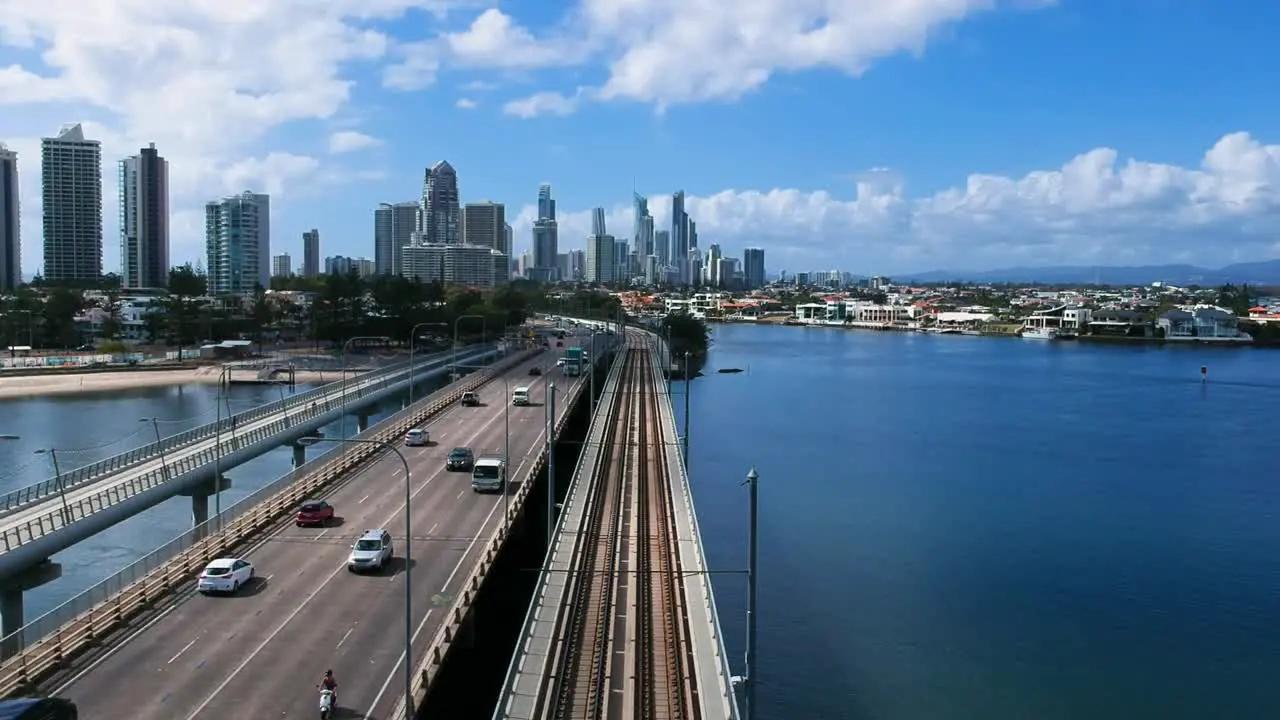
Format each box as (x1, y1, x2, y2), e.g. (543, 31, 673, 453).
(182, 398, 516, 719)
(167, 638, 197, 665)
(428, 522, 438, 535)
(358, 494, 370, 504)
(336, 627, 355, 649)
(372, 493, 507, 719)
(456, 489, 464, 499)
(54, 363, 565, 701)
(314, 530, 328, 540)
(392, 467, 402, 477)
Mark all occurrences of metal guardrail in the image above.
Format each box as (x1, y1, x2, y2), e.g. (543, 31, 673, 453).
(0, 346, 482, 517)
(0, 348, 496, 554)
(0, 348, 541, 690)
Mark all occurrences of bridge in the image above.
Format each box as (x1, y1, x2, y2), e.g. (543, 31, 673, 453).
(493, 335, 739, 719)
(0, 344, 497, 646)
(0, 320, 739, 719)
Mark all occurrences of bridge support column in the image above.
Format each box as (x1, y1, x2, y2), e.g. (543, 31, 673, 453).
(357, 413, 371, 433)
(292, 442, 307, 469)
(181, 476, 232, 539)
(1, 561, 62, 659)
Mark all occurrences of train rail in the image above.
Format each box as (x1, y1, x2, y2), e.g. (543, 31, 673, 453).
(546, 341, 700, 720)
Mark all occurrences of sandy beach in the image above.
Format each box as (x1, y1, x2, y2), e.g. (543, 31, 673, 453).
(0, 367, 350, 400)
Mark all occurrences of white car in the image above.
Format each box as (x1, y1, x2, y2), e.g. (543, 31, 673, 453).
(405, 428, 429, 446)
(198, 557, 254, 594)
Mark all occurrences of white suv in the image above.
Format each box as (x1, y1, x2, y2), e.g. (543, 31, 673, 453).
(349, 529, 393, 572)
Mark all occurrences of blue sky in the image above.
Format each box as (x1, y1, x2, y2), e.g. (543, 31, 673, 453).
(2, 0, 1279, 278)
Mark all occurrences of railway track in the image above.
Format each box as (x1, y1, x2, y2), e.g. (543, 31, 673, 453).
(547, 341, 700, 720)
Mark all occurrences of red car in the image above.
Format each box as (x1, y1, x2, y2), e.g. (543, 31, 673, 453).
(296, 500, 335, 527)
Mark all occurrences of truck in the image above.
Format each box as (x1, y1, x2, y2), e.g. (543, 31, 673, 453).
(471, 457, 505, 493)
(562, 346, 584, 376)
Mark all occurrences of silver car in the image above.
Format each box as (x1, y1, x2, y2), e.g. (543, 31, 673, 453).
(348, 529, 393, 572)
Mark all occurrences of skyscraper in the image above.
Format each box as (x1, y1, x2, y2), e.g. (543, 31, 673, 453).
(119, 143, 169, 290)
(419, 160, 460, 245)
(0, 143, 19, 292)
(503, 223, 513, 259)
(585, 231, 615, 284)
(302, 229, 320, 278)
(705, 244, 723, 286)
(670, 190, 689, 284)
(205, 191, 270, 295)
(743, 247, 766, 289)
(654, 230, 670, 271)
(272, 253, 291, 278)
(591, 207, 607, 237)
(374, 201, 416, 275)
(532, 184, 559, 282)
(537, 184, 556, 221)
(42, 123, 103, 282)
(462, 201, 505, 251)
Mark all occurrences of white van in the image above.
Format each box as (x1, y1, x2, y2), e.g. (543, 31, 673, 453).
(471, 457, 505, 493)
(511, 386, 531, 406)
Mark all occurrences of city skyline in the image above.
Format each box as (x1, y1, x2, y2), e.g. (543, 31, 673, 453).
(2, 2, 1279, 279)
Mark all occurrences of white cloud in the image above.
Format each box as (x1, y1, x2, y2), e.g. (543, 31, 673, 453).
(0, 0, 446, 275)
(328, 130, 381, 153)
(503, 91, 580, 118)
(507, 132, 1280, 273)
(456, 97, 478, 109)
(394, 0, 1052, 116)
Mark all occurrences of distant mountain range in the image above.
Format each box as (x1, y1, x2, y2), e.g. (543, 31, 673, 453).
(899, 260, 1280, 286)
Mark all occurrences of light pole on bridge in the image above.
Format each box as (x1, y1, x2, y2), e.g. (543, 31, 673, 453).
(300, 436, 414, 720)
(341, 335, 390, 450)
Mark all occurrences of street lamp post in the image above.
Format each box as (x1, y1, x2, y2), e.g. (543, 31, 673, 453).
(300, 436, 414, 720)
(452, 314, 487, 380)
(408, 322, 448, 406)
(341, 336, 389, 449)
(682, 351, 691, 461)
(32, 448, 73, 525)
(546, 382, 556, 547)
(139, 417, 171, 481)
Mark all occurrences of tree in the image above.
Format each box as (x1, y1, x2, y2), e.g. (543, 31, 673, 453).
(166, 264, 209, 355)
(43, 288, 86, 348)
(661, 311, 711, 374)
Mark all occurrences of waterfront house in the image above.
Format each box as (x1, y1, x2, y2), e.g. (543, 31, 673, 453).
(794, 303, 826, 322)
(1087, 309, 1150, 337)
(1156, 307, 1250, 342)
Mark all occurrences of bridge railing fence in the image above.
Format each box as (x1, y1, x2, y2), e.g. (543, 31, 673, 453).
(0, 346, 485, 517)
(0, 345, 537, 663)
(0, 347, 499, 554)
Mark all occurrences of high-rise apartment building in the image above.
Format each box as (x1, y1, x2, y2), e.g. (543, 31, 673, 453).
(743, 247, 765, 289)
(566, 249, 585, 281)
(462, 201, 505, 251)
(119, 143, 169, 290)
(585, 229, 615, 284)
(419, 160, 460, 245)
(401, 244, 506, 287)
(205, 191, 270, 295)
(42, 123, 103, 282)
(503, 223, 513, 259)
(0, 143, 19, 292)
(302, 229, 320, 278)
(670, 190, 689, 285)
(538, 184, 556, 220)
(705, 244, 723, 286)
(654, 230, 670, 271)
(374, 201, 416, 275)
(531, 184, 559, 283)
(591, 207, 607, 237)
(272, 253, 291, 278)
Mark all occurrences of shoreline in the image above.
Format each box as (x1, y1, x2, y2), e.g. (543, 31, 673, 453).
(0, 367, 355, 400)
(709, 317, 1273, 347)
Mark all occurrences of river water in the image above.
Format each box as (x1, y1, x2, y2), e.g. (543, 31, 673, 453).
(680, 324, 1280, 719)
(4, 327, 1280, 718)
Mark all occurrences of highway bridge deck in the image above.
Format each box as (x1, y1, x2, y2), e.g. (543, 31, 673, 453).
(15, 342, 595, 719)
(0, 347, 495, 577)
(496, 337, 739, 720)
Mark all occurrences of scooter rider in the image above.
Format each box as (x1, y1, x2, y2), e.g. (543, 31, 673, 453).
(320, 669, 338, 702)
